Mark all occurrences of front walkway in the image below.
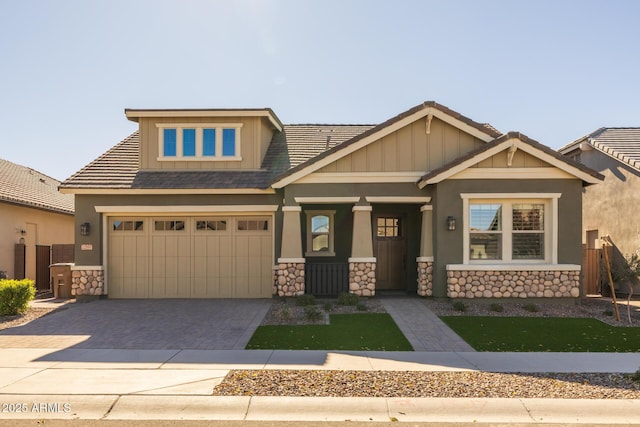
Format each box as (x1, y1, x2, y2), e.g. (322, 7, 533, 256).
(380, 297, 475, 352)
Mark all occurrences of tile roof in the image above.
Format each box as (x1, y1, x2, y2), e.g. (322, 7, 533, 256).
(271, 102, 503, 186)
(572, 128, 640, 172)
(0, 158, 74, 214)
(62, 132, 140, 188)
(60, 125, 373, 191)
(282, 124, 376, 167)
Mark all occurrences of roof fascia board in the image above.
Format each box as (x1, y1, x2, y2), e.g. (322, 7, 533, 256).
(95, 205, 279, 214)
(419, 138, 514, 187)
(420, 138, 602, 187)
(59, 188, 276, 195)
(125, 109, 282, 131)
(0, 198, 74, 216)
(429, 108, 496, 143)
(513, 141, 603, 184)
(272, 107, 496, 189)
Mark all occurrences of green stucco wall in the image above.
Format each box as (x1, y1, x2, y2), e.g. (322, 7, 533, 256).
(431, 179, 583, 297)
(73, 192, 283, 266)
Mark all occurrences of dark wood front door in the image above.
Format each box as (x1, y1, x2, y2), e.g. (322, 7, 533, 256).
(374, 215, 406, 290)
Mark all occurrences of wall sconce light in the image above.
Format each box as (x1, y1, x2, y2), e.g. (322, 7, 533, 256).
(80, 222, 91, 236)
(19, 229, 26, 235)
(447, 216, 456, 231)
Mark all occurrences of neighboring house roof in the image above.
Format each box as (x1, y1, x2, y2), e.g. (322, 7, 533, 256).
(271, 101, 502, 188)
(559, 127, 640, 172)
(0, 158, 74, 214)
(419, 131, 604, 187)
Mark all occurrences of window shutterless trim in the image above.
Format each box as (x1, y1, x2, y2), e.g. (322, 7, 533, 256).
(305, 210, 336, 257)
(156, 123, 243, 161)
(461, 194, 560, 264)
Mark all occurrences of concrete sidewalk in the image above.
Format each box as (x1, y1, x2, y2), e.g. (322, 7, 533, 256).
(1, 348, 640, 423)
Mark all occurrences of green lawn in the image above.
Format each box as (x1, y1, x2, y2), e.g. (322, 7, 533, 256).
(246, 313, 413, 351)
(441, 316, 640, 352)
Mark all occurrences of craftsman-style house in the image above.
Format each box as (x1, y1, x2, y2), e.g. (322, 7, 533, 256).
(60, 102, 602, 300)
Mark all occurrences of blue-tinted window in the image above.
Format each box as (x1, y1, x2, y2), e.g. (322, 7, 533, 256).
(222, 128, 236, 156)
(163, 129, 177, 156)
(203, 128, 216, 156)
(183, 129, 196, 156)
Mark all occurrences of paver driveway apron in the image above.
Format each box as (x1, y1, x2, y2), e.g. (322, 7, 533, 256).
(0, 299, 271, 350)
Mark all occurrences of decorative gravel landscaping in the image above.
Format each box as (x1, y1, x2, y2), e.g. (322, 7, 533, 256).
(213, 370, 640, 399)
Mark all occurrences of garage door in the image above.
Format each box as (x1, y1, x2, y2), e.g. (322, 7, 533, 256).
(107, 216, 273, 298)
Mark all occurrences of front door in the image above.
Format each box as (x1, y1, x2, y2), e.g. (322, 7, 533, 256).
(374, 215, 406, 290)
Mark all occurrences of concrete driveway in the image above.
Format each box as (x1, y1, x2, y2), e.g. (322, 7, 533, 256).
(0, 299, 271, 350)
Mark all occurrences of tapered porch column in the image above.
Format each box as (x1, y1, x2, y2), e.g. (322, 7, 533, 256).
(417, 204, 434, 296)
(274, 205, 305, 297)
(349, 204, 376, 297)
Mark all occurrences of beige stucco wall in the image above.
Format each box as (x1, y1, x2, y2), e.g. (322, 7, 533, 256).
(138, 116, 274, 170)
(581, 151, 640, 256)
(318, 117, 484, 173)
(0, 202, 74, 279)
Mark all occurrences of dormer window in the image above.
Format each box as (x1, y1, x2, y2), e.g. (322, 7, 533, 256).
(157, 124, 242, 161)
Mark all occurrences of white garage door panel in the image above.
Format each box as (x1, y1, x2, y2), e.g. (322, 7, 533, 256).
(108, 216, 272, 299)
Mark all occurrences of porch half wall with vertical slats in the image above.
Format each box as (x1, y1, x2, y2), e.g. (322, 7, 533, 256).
(305, 263, 349, 296)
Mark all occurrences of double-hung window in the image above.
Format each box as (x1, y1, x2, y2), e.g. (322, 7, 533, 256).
(157, 124, 242, 161)
(463, 194, 559, 264)
(305, 211, 335, 257)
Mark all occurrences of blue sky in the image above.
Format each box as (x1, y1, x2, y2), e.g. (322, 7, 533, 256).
(1, 0, 639, 181)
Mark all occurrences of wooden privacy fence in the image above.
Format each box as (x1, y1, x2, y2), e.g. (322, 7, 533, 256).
(582, 246, 603, 295)
(305, 263, 349, 296)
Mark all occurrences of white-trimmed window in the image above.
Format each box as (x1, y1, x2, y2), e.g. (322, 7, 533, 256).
(157, 123, 242, 161)
(462, 194, 560, 264)
(305, 210, 335, 257)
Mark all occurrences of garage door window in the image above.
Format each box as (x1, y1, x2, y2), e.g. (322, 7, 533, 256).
(154, 220, 185, 231)
(237, 219, 269, 231)
(196, 220, 227, 231)
(112, 220, 144, 231)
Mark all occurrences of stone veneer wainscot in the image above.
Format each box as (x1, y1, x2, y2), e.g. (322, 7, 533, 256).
(446, 267, 581, 299)
(71, 266, 104, 296)
(417, 260, 434, 297)
(273, 262, 305, 297)
(349, 261, 376, 296)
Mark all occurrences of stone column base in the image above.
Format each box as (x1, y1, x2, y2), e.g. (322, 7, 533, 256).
(417, 260, 433, 297)
(274, 260, 305, 297)
(71, 266, 104, 296)
(349, 259, 376, 297)
(446, 269, 581, 299)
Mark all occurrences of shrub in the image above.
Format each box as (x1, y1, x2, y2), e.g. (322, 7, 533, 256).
(603, 309, 614, 317)
(489, 303, 504, 313)
(630, 367, 640, 383)
(304, 305, 322, 321)
(452, 301, 467, 312)
(338, 292, 359, 306)
(0, 279, 36, 316)
(277, 305, 292, 321)
(523, 303, 539, 313)
(356, 302, 368, 311)
(323, 302, 334, 312)
(296, 294, 316, 306)
(0, 271, 6, 280)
